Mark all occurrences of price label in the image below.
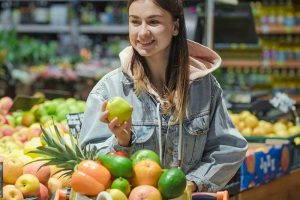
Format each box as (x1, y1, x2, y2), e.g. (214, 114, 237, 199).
(66, 113, 84, 138)
(269, 92, 295, 113)
(0, 162, 3, 199)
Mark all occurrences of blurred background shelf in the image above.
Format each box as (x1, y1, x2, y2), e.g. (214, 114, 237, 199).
(0, 24, 71, 33)
(79, 25, 128, 34)
(256, 25, 300, 34)
(222, 60, 300, 69)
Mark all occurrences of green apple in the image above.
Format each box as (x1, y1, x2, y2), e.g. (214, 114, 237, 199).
(130, 149, 161, 166)
(15, 174, 40, 197)
(106, 96, 133, 125)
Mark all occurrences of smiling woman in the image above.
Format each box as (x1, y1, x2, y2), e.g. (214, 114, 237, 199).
(79, 0, 248, 193)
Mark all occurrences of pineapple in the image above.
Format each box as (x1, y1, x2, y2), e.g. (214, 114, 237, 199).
(29, 122, 98, 178)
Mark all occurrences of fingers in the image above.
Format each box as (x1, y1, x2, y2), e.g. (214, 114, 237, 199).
(101, 100, 107, 112)
(108, 117, 119, 130)
(99, 110, 109, 123)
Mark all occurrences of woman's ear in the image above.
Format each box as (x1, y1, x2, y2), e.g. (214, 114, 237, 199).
(173, 19, 179, 36)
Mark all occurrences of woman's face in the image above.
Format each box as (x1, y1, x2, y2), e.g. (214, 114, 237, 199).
(128, 0, 178, 59)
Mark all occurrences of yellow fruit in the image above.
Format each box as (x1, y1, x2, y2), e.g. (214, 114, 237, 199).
(241, 127, 252, 136)
(244, 115, 258, 129)
(107, 189, 128, 200)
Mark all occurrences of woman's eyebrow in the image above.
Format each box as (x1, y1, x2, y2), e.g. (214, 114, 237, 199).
(129, 15, 163, 19)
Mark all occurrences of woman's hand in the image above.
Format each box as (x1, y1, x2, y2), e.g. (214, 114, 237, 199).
(99, 100, 132, 147)
(187, 181, 198, 192)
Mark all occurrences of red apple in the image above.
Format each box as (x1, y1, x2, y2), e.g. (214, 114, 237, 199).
(47, 177, 63, 195)
(0, 96, 13, 114)
(0, 124, 15, 136)
(38, 183, 49, 200)
(3, 157, 24, 184)
(23, 161, 51, 185)
(12, 130, 28, 143)
(0, 114, 8, 125)
(3, 185, 24, 200)
(15, 174, 40, 198)
(27, 126, 42, 140)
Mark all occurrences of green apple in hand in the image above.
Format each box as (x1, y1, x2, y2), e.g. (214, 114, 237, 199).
(106, 96, 133, 125)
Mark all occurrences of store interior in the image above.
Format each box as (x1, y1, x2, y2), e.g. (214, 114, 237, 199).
(0, 0, 300, 200)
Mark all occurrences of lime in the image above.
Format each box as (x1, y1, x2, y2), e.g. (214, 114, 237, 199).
(111, 177, 131, 196)
(158, 168, 187, 199)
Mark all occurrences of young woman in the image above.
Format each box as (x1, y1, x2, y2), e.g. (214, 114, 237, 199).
(79, 0, 248, 192)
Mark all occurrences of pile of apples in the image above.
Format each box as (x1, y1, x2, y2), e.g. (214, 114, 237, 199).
(3, 159, 70, 200)
(0, 96, 73, 200)
(1, 123, 71, 200)
(229, 110, 300, 137)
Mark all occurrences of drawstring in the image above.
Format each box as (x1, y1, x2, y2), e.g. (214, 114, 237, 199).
(156, 103, 163, 163)
(178, 120, 183, 168)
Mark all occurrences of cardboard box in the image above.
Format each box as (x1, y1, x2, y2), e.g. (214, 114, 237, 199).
(240, 142, 291, 191)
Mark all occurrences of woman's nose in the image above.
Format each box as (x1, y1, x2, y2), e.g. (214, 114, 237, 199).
(139, 23, 150, 37)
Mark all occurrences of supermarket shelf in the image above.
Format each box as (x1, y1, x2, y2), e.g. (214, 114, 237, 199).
(222, 60, 300, 69)
(0, 24, 129, 34)
(256, 25, 300, 34)
(0, 24, 71, 33)
(79, 25, 128, 34)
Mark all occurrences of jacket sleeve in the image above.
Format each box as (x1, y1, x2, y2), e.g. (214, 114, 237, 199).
(186, 76, 248, 192)
(79, 79, 136, 155)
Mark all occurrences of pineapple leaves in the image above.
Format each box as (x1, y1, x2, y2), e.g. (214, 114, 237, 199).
(28, 123, 98, 174)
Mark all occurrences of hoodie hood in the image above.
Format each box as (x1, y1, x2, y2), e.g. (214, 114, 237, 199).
(119, 39, 221, 82)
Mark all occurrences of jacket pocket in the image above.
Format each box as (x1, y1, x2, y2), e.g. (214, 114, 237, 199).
(131, 123, 157, 151)
(183, 112, 209, 165)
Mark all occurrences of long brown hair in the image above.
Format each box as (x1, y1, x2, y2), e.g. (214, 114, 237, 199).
(127, 0, 189, 122)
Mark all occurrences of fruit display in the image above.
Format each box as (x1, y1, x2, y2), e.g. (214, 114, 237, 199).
(229, 110, 300, 137)
(0, 95, 85, 200)
(31, 123, 191, 200)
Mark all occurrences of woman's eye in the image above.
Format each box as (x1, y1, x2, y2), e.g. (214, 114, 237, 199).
(149, 20, 159, 25)
(130, 20, 140, 25)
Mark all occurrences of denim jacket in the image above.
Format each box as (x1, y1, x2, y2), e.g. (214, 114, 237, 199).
(79, 40, 248, 192)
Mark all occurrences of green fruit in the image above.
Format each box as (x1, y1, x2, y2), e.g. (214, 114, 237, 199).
(130, 149, 161, 166)
(97, 154, 133, 179)
(158, 168, 187, 199)
(111, 177, 131, 196)
(106, 96, 133, 125)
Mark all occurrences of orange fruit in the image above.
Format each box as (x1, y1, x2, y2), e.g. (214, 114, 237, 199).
(77, 160, 111, 189)
(132, 159, 162, 187)
(128, 185, 162, 200)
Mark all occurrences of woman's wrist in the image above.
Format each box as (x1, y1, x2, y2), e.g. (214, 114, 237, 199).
(118, 131, 133, 147)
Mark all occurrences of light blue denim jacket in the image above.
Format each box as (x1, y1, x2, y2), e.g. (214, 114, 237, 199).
(79, 40, 248, 192)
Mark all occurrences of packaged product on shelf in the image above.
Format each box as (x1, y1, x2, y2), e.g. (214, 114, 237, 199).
(240, 142, 291, 191)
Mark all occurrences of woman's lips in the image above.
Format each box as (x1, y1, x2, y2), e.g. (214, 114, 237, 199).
(138, 40, 154, 48)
